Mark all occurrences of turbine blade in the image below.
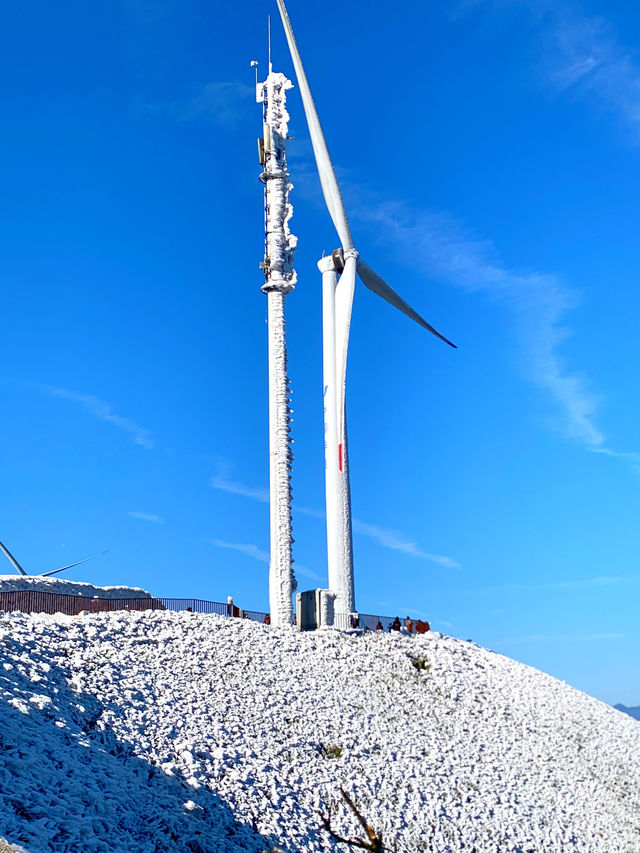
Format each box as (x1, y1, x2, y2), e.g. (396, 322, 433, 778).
(39, 549, 109, 578)
(0, 540, 27, 576)
(275, 0, 354, 251)
(357, 259, 457, 348)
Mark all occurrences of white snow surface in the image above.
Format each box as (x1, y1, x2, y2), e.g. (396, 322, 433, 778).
(0, 575, 151, 599)
(0, 610, 638, 853)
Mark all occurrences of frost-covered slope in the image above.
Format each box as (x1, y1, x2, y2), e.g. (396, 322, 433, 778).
(0, 575, 151, 599)
(0, 611, 638, 853)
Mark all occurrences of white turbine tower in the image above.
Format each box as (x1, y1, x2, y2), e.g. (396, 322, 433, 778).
(275, 0, 456, 628)
(255, 53, 298, 627)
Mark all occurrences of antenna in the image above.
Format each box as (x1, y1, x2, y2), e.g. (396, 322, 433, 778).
(268, 14, 272, 73)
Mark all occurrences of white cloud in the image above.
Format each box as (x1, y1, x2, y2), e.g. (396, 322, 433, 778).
(210, 474, 269, 503)
(128, 511, 164, 524)
(351, 195, 609, 450)
(295, 505, 326, 519)
(205, 537, 320, 582)
(464, 0, 640, 142)
(539, 2, 640, 140)
(352, 519, 461, 569)
(399, 607, 430, 618)
(295, 564, 323, 582)
(294, 148, 636, 462)
(211, 472, 460, 567)
(590, 447, 640, 474)
(40, 386, 154, 449)
(204, 538, 269, 564)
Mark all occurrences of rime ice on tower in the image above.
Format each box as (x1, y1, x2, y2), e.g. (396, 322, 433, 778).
(257, 67, 297, 627)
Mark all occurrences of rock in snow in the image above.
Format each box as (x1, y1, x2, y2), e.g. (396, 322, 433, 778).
(0, 610, 638, 852)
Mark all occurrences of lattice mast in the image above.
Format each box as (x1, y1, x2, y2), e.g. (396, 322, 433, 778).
(256, 60, 297, 627)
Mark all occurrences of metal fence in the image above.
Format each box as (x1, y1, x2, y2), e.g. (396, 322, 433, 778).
(0, 591, 269, 622)
(0, 591, 408, 632)
(0, 590, 165, 616)
(357, 613, 396, 631)
(158, 598, 228, 616)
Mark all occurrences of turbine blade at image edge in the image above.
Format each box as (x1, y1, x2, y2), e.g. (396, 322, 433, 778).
(0, 540, 27, 575)
(40, 549, 109, 577)
(275, 0, 354, 251)
(357, 259, 457, 348)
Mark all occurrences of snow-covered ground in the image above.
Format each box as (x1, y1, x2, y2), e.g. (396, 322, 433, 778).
(0, 575, 151, 599)
(0, 610, 638, 853)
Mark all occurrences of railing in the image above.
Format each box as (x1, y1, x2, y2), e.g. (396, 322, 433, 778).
(157, 598, 228, 616)
(158, 599, 270, 623)
(355, 613, 396, 632)
(0, 591, 269, 622)
(0, 590, 165, 616)
(0, 591, 416, 633)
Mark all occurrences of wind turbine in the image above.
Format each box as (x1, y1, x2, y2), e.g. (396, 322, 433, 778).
(255, 38, 298, 627)
(0, 539, 108, 577)
(275, 0, 456, 627)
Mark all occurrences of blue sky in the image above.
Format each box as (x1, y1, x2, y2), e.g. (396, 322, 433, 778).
(0, 0, 638, 705)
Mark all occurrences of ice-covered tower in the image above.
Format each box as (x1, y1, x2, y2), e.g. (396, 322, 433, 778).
(257, 65, 297, 627)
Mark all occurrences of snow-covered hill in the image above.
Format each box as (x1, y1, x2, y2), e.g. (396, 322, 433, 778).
(0, 575, 151, 599)
(0, 610, 638, 853)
